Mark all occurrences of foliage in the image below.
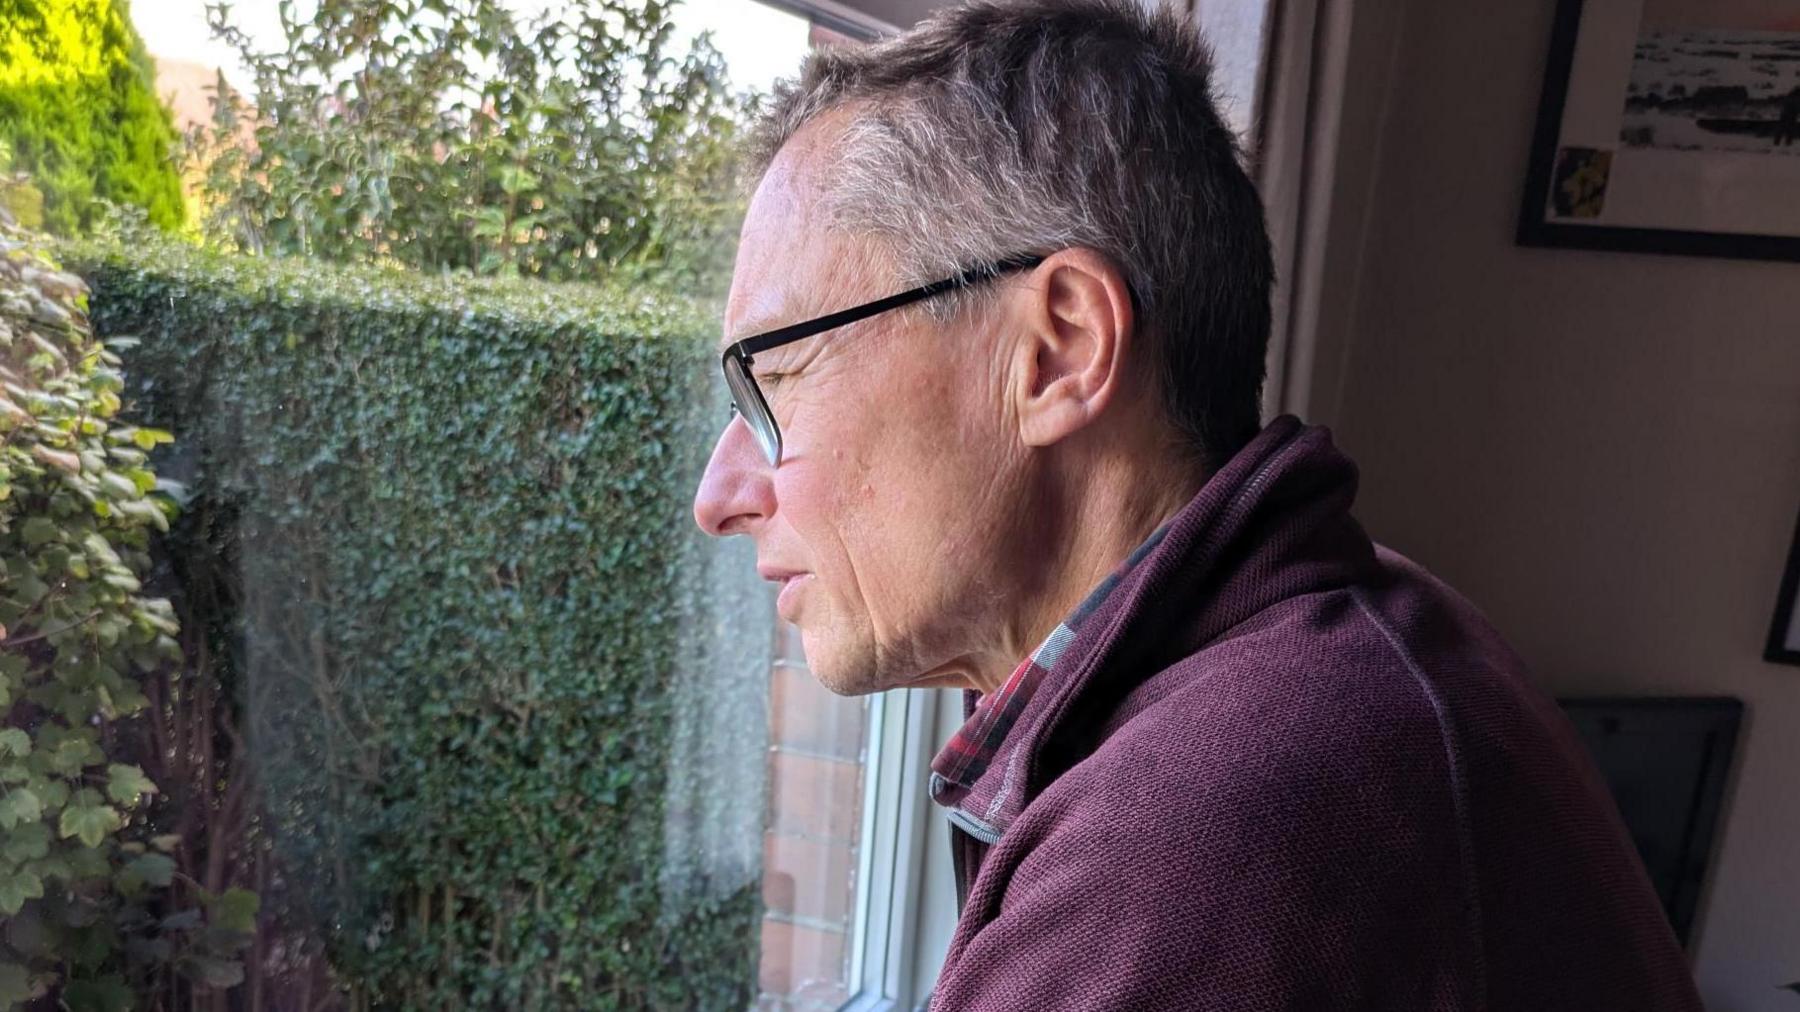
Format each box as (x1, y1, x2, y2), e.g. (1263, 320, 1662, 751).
(63, 229, 767, 1009)
(0, 214, 251, 1007)
(191, 0, 750, 293)
(122, 433, 340, 1006)
(0, 0, 186, 236)
(0, 144, 47, 233)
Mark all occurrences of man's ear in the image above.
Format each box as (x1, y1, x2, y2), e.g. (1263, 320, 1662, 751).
(1011, 248, 1135, 448)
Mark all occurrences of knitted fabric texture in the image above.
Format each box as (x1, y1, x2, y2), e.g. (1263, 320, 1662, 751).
(927, 415, 1703, 1012)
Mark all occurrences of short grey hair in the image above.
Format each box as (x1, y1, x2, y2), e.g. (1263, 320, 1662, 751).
(747, 0, 1274, 467)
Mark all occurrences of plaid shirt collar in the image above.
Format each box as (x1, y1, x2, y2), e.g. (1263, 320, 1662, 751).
(928, 518, 1174, 842)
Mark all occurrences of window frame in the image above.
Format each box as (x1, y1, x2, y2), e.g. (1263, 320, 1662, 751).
(837, 686, 948, 1011)
(753, 0, 893, 40)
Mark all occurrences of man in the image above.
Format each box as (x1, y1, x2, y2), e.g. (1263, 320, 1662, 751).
(694, 0, 1703, 1008)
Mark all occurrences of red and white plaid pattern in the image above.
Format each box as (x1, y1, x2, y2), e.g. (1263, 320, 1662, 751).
(928, 519, 1172, 840)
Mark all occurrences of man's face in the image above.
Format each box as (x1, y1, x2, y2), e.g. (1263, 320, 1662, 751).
(693, 122, 1036, 695)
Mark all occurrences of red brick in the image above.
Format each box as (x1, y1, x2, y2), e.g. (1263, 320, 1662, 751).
(759, 918, 849, 997)
(766, 750, 863, 843)
(763, 831, 859, 925)
(769, 662, 868, 761)
(807, 21, 861, 52)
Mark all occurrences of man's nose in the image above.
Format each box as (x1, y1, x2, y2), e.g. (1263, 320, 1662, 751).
(693, 415, 775, 537)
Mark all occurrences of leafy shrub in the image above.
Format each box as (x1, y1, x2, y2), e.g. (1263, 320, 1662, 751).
(0, 142, 47, 233)
(193, 0, 748, 292)
(0, 213, 252, 1007)
(0, 0, 186, 236)
(63, 234, 770, 1009)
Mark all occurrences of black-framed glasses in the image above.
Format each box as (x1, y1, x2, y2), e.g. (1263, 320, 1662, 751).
(721, 253, 1044, 466)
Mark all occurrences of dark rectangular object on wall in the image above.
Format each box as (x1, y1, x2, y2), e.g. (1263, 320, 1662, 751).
(1556, 697, 1742, 948)
(1767, 506, 1800, 665)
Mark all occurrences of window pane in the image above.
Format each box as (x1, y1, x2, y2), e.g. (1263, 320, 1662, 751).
(0, 1, 872, 1009)
(758, 623, 872, 1009)
(1191, 0, 1278, 149)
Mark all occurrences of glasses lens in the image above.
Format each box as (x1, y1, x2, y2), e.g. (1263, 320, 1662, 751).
(723, 355, 781, 465)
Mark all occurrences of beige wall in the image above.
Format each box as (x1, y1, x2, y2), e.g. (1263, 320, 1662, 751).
(1312, 1, 1800, 1008)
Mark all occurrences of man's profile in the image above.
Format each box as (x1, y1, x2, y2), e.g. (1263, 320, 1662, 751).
(693, 0, 1703, 1008)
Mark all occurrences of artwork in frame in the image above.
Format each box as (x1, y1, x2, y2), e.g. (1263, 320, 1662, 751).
(1518, 0, 1800, 261)
(1556, 697, 1742, 947)
(1768, 504, 1800, 666)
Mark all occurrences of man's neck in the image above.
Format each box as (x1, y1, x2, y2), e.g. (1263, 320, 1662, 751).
(968, 445, 1204, 695)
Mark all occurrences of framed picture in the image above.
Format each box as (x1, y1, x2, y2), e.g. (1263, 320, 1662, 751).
(1518, 0, 1800, 261)
(1557, 697, 1742, 947)
(1768, 504, 1800, 665)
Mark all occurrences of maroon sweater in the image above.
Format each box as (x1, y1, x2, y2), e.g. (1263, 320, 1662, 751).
(927, 416, 1702, 1011)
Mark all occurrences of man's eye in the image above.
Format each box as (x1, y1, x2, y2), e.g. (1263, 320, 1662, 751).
(758, 371, 788, 387)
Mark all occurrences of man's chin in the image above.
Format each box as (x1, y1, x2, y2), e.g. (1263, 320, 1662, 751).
(796, 633, 907, 697)
(794, 623, 977, 696)
(805, 664, 885, 698)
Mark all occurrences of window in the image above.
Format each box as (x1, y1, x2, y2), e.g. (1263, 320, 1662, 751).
(6, 1, 1274, 1009)
(759, 625, 872, 1008)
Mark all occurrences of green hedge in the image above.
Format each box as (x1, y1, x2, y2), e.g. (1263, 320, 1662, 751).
(63, 237, 771, 1009)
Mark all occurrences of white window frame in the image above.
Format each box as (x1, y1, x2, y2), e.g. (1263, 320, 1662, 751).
(837, 686, 955, 1011)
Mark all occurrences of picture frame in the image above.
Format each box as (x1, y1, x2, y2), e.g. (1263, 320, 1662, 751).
(1557, 696, 1743, 947)
(1767, 504, 1800, 665)
(1518, 0, 1800, 261)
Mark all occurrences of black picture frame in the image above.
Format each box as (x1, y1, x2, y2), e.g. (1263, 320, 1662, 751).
(1517, 0, 1800, 263)
(1557, 696, 1743, 948)
(1766, 505, 1800, 666)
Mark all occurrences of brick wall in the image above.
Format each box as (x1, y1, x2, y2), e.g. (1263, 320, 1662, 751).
(807, 21, 864, 51)
(757, 620, 869, 1010)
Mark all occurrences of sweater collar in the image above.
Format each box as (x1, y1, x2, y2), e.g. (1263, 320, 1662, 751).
(927, 414, 1376, 842)
(927, 516, 1173, 830)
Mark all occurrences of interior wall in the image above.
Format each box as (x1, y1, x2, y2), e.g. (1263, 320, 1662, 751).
(1313, 1, 1800, 1008)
